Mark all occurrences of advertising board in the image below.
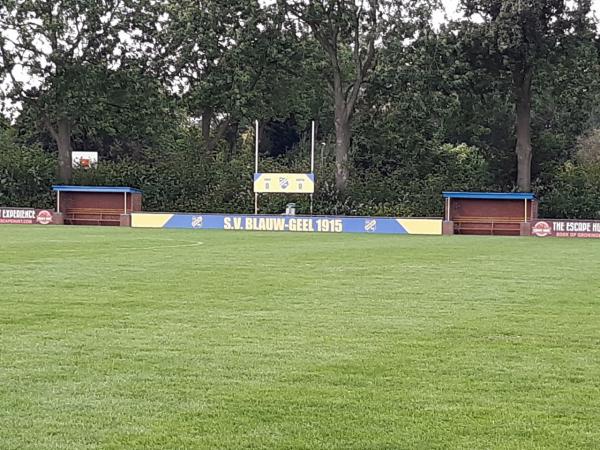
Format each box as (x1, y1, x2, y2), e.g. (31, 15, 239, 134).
(531, 220, 600, 238)
(131, 213, 442, 235)
(0, 208, 54, 225)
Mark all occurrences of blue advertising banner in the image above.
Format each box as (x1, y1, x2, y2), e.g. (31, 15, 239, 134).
(132, 213, 442, 235)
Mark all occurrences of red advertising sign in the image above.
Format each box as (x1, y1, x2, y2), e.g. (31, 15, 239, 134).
(0, 208, 54, 225)
(531, 220, 600, 238)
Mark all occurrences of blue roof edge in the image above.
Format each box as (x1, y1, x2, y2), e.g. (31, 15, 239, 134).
(52, 185, 142, 194)
(442, 191, 536, 200)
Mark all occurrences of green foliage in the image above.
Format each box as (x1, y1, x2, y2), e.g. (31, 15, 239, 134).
(0, 0, 137, 116)
(0, 130, 54, 208)
(454, 0, 595, 190)
(346, 143, 491, 217)
(538, 161, 600, 219)
(575, 128, 600, 165)
(70, 133, 256, 213)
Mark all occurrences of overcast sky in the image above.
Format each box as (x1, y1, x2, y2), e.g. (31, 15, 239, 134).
(436, 0, 600, 24)
(434, 0, 460, 23)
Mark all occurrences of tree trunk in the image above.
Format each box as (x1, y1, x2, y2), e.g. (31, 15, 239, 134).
(45, 118, 73, 183)
(334, 107, 350, 193)
(225, 121, 239, 159)
(201, 108, 212, 142)
(206, 118, 229, 153)
(513, 69, 533, 192)
(57, 119, 73, 183)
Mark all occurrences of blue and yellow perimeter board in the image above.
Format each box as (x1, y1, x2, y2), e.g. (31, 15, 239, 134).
(132, 213, 442, 235)
(254, 173, 315, 193)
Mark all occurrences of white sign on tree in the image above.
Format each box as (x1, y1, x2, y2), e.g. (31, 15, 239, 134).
(72, 152, 98, 169)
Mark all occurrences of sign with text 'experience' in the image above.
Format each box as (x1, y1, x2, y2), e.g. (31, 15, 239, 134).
(0, 208, 53, 225)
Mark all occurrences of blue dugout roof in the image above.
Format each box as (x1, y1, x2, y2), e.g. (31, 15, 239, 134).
(442, 191, 535, 200)
(52, 185, 142, 194)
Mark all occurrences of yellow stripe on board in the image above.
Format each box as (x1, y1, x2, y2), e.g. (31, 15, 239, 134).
(131, 213, 173, 228)
(396, 219, 442, 235)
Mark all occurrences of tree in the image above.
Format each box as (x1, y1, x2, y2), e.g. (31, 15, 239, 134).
(457, 0, 594, 191)
(283, 0, 381, 193)
(284, 0, 436, 192)
(141, 0, 283, 154)
(0, 0, 137, 182)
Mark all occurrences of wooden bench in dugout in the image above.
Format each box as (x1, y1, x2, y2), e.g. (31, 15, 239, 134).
(65, 208, 122, 226)
(454, 216, 523, 235)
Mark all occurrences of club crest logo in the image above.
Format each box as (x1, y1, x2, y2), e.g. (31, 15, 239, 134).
(36, 210, 53, 225)
(364, 219, 377, 232)
(532, 221, 551, 237)
(191, 216, 204, 228)
(279, 177, 289, 190)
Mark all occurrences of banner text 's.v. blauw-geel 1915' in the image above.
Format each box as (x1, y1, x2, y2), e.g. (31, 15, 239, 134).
(131, 213, 442, 235)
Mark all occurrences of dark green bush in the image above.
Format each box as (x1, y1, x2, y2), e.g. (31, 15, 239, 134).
(537, 162, 600, 219)
(2, 125, 598, 220)
(0, 131, 55, 208)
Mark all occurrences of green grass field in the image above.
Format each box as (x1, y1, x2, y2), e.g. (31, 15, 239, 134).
(1, 225, 600, 449)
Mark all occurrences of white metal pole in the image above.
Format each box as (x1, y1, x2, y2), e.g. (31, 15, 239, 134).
(311, 121, 315, 215)
(255, 120, 259, 174)
(124, 192, 127, 214)
(57, 191, 61, 213)
(311, 121, 315, 173)
(255, 120, 259, 215)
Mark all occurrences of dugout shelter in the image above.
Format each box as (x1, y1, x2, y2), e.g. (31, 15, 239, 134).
(442, 192, 537, 236)
(52, 185, 142, 226)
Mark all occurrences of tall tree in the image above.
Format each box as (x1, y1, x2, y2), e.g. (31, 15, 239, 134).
(284, 0, 380, 192)
(457, 0, 593, 191)
(142, 0, 290, 154)
(0, 0, 136, 182)
(284, 0, 434, 192)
